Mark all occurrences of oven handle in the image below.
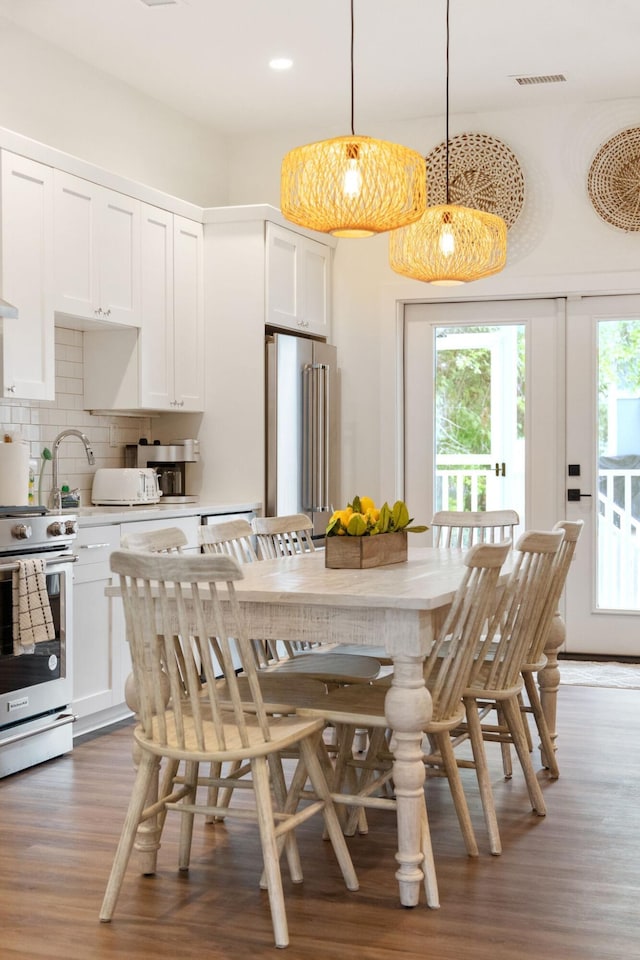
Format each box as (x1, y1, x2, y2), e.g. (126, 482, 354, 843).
(0, 553, 78, 573)
(0, 712, 77, 749)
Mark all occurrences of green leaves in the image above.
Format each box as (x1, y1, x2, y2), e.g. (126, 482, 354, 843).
(326, 496, 428, 537)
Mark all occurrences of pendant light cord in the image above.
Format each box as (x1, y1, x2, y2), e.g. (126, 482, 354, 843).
(445, 0, 450, 203)
(350, 0, 355, 135)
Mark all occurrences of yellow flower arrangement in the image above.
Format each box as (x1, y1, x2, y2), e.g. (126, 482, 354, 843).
(326, 495, 427, 537)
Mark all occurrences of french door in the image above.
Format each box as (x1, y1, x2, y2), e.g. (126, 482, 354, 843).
(404, 298, 565, 546)
(565, 295, 640, 656)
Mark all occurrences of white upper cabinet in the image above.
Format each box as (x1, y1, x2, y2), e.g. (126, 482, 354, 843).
(53, 170, 140, 326)
(266, 221, 331, 336)
(139, 206, 204, 410)
(83, 207, 204, 412)
(171, 215, 205, 409)
(0, 150, 55, 400)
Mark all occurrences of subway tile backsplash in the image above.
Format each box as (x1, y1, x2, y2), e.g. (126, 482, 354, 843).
(1, 327, 153, 507)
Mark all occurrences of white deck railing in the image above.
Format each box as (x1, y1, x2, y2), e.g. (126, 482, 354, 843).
(598, 469, 640, 609)
(436, 463, 640, 611)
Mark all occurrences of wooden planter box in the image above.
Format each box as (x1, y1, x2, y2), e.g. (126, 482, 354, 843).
(324, 530, 408, 569)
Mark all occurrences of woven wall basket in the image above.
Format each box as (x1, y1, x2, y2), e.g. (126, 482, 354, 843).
(425, 132, 525, 229)
(588, 126, 640, 231)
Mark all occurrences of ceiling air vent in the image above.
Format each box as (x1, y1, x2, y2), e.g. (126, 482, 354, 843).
(514, 74, 567, 86)
(140, 0, 178, 6)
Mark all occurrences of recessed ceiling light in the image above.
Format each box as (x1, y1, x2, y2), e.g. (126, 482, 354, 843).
(269, 58, 293, 71)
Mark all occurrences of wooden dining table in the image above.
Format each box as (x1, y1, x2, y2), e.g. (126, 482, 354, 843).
(113, 543, 567, 909)
(228, 544, 511, 908)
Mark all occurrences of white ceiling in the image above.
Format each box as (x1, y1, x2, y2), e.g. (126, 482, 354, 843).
(0, 0, 638, 137)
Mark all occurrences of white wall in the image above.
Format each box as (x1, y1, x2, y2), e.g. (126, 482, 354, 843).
(0, 17, 228, 206)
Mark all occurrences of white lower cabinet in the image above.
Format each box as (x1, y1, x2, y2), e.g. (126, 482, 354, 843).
(72, 515, 201, 736)
(72, 524, 129, 736)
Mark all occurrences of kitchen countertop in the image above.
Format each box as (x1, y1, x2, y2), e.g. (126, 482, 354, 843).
(67, 501, 261, 527)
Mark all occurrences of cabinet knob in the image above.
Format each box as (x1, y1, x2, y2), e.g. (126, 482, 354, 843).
(6, 384, 15, 393)
(104, 308, 111, 317)
(95, 307, 103, 316)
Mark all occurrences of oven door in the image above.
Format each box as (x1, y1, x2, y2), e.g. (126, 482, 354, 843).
(0, 553, 75, 774)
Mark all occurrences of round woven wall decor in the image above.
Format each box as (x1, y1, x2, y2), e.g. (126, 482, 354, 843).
(425, 132, 525, 229)
(588, 126, 640, 231)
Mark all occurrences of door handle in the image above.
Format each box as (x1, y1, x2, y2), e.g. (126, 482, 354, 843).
(494, 462, 506, 477)
(567, 489, 592, 501)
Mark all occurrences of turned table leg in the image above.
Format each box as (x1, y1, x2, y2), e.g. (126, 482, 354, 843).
(384, 655, 437, 908)
(538, 610, 565, 768)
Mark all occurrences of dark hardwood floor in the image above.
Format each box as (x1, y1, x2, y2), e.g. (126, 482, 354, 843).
(1, 685, 639, 959)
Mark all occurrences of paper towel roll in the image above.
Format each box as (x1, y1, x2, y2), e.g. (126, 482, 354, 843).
(0, 441, 30, 506)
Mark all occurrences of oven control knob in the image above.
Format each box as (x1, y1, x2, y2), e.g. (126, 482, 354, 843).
(47, 521, 64, 537)
(13, 523, 32, 540)
(64, 520, 78, 535)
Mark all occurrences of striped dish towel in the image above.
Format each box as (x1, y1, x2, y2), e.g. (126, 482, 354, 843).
(12, 558, 55, 656)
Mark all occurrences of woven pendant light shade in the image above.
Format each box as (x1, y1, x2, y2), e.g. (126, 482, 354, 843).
(389, 203, 507, 285)
(281, 135, 426, 238)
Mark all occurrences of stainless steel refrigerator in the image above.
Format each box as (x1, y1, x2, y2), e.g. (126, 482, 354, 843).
(265, 331, 339, 539)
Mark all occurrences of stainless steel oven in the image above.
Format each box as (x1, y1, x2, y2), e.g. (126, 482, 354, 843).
(0, 508, 77, 778)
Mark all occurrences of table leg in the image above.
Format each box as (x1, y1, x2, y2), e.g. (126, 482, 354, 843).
(384, 655, 436, 908)
(538, 610, 565, 768)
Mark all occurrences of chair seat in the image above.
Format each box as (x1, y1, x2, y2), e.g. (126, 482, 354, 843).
(139, 710, 326, 761)
(261, 651, 384, 683)
(215, 675, 328, 714)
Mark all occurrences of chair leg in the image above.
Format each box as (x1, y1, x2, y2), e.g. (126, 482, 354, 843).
(268, 753, 303, 884)
(497, 705, 514, 779)
(501, 696, 546, 816)
(298, 736, 359, 893)
(523, 671, 559, 778)
(518, 690, 534, 751)
(419, 800, 440, 909)
(178, 760, 199, 871)
(433, 731, 479, 857)
(464, 697, 502, 856)
(100, 751, 161, 922)
(251, 755, 290, 949)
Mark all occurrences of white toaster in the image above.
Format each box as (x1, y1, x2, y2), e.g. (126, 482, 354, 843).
(91, 468, 162, 506)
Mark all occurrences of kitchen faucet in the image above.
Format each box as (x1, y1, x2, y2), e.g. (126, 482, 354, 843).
(49, 429, 95, 511)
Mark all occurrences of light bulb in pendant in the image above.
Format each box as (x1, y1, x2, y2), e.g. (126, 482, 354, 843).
(439, 212, 455, 256)
(343, 157, 362, 198)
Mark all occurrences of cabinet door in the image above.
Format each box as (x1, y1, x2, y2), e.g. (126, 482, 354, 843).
(173, 216, 204, 410)
(140, 203, 174, 409)
(300, 233, 331, 336)
(99, 189, 140, 325)
(265, 222, 331, 336)
(53, 170, 99, 320)
(72, 525, 121, 720)
(54, 171, 140, 326)
(0, 151, 55, 400)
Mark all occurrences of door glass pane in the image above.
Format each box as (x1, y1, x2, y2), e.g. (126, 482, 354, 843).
(434, 324, 525, 520)
(597, 317, 640, 611)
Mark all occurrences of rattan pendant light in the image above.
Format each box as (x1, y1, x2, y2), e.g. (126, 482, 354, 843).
(280, 0, 426, 238)
(389, 0, 507, 283)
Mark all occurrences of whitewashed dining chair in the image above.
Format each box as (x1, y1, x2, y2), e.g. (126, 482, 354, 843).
(100, 550, 358, 949)
(120, 526, 188, 554)
(297, 539, 511, 904)
(455, 528, 564, 854)
(430, 509, 520, 548)
(248, 514, 384, 684)
(515, 519, 584, 776)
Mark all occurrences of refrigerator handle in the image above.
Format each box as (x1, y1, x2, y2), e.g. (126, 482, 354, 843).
(303, 362, 331, 513)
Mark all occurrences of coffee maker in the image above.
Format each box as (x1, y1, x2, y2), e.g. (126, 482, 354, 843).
(125, 439, 200, 503)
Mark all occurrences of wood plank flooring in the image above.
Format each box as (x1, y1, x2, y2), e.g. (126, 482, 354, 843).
(1, 685, 639, 959)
